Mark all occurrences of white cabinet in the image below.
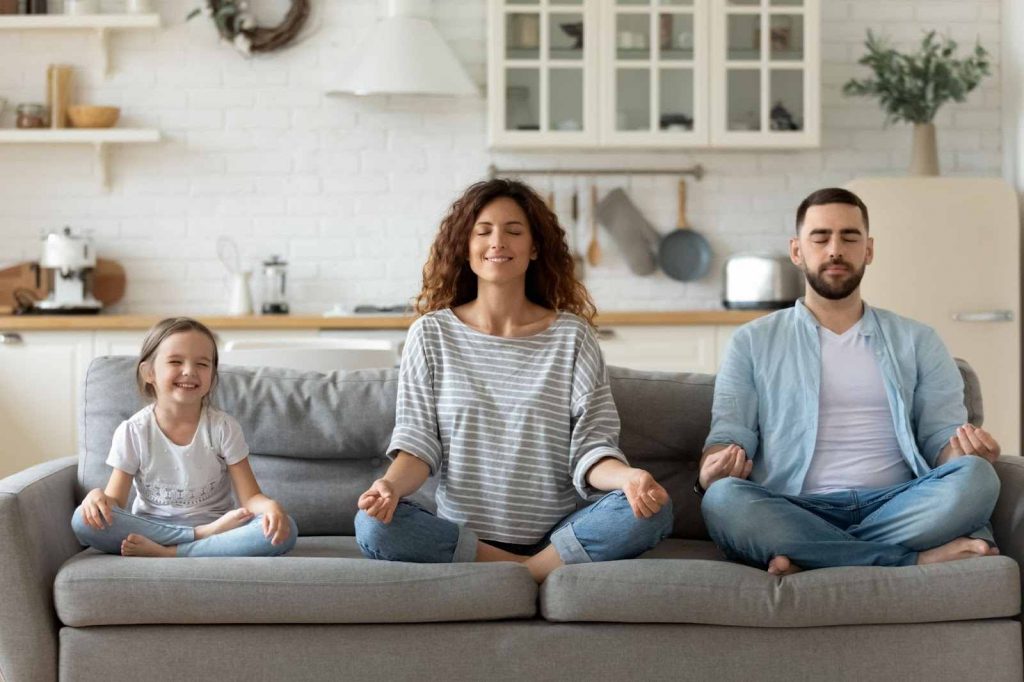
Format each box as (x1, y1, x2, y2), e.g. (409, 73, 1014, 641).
(0, 331, 93, 478)
(488, 0, 818, 149)
(598, 324, 739, 372)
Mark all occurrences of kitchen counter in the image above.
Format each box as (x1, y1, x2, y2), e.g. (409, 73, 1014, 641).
(0, 310, 768, 330)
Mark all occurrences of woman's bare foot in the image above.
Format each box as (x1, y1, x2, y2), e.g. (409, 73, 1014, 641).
(523, 545, 565, 584)
(917, 537, 998, 565)
(767, 554, 803, 576)
(194, 508, 253, 540)
(121, 533, 176, 558)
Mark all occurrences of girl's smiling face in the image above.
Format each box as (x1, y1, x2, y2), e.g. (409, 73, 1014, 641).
(141, 330, 216, 408)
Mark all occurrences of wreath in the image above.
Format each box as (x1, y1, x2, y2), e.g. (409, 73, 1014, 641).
(187, 0, 310, 56)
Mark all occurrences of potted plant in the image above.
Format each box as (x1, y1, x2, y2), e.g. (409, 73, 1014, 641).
(843, 30, 990, 176)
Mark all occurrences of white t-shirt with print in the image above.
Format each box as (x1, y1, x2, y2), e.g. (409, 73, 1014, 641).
(106, 404, 249, 526)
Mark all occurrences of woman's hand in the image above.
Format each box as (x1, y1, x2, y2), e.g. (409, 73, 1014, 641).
(81, 488, 116, 529)
(621, 468, 671, 519)
(358, 478, 400, 524)
(261, 501, 291, 545)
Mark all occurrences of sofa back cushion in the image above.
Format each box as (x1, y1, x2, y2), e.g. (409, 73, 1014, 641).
(79, 356, 982, 539)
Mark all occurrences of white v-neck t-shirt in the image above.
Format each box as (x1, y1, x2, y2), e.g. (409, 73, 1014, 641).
(106, 404, 249, 525)
(801, 320, 914, 495)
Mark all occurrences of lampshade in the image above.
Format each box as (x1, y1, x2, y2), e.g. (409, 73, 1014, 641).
(326, 0, 479, 97)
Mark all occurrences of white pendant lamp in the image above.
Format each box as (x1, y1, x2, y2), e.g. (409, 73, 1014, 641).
(326, 0, 479, 97)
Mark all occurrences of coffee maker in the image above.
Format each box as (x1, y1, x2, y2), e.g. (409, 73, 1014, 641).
(33, 226, 102, 314)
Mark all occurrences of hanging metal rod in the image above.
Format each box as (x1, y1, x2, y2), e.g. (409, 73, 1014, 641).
(487, 163, 704, 181)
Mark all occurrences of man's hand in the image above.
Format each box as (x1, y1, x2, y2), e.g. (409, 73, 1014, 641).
(699, 444, 752, 490)
(621, 468, 671, 519)
(357, 478, 400, 524)
(947, 423, 1001, 464)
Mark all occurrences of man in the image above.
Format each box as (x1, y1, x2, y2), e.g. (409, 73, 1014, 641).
(699, 187, 1002, 575)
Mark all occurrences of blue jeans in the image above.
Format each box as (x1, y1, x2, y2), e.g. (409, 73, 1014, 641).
(700, 456, 1000, 569)
(354, 490, 673, 564)
(71, 505, 298, 557)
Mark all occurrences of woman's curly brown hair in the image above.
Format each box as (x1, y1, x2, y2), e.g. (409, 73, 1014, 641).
(415, 178, 597, 324)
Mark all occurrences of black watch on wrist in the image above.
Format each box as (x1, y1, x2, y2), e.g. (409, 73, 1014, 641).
(693, 479, 707, 497)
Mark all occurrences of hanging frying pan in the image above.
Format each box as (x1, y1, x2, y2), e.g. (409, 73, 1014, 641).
(658, 178, 712, 281)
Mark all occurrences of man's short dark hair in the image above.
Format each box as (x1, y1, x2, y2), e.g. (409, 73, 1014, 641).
(796, 188, 869, 234)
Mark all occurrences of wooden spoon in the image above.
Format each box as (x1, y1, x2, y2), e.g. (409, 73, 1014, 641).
(586, 185, 601, 266)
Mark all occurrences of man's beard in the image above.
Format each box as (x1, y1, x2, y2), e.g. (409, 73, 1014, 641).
(802, 260, 865, 300)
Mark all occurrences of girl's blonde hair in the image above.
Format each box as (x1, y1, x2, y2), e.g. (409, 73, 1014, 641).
(136, 317, 219, 402)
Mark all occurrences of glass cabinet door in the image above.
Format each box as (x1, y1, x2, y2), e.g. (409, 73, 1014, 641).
(711, 0, 819, 146)
(600, 0, 708, 145)
(489, 0, 598, 147)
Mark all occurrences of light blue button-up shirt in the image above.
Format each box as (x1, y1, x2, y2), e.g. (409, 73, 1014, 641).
(704, 299, 966, 495)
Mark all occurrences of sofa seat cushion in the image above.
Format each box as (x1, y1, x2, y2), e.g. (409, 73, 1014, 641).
(54, 537, 536, 627)
(542, 539, 1021, 627)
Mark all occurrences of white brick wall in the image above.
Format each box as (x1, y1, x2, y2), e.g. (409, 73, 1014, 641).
(0, 0, 1004, 314)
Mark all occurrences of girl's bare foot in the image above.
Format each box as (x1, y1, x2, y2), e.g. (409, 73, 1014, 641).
(767, 554, 802, 576)
(917, 537, 997, 565)
(194, 508, 254, 540)
(121, 533, 176, 558)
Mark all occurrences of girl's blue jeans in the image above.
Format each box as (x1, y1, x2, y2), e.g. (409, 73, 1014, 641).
(71, 505, 297, 557)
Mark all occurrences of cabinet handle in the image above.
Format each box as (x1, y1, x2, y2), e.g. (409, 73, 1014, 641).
(0, 332, 23, 345)
(595, 328, 617, 340)
(951, 310, 1014, 323)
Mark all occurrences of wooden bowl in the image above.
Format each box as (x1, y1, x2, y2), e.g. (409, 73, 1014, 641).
(67, 105, 120, 129)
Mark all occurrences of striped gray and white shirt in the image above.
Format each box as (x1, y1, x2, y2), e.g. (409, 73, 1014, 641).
(387, 308, 627, 544)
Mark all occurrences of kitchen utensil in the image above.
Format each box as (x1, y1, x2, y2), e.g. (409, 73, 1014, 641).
(35, 226, 102, 313)
(66, 105, 120, 129)
(0, 261, 46, 311)
(569, 187, 584, 274)
(586, 186, 601, 266)
(594, 188, 660, 275)
(92, 258, 127, 306)
(216, 236, 241, 274)
(658, 179, 712, 281)
(261, 255, 289, 314)
(723, 253, 803, 309)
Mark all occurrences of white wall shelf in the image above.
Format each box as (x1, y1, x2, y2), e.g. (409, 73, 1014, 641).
(0, 128, 161, 190)
(0, 13, 161, 75)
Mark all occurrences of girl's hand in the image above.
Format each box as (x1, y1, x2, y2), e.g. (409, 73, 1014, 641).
(261, 503, 291, 545)
(358, 479, 399, 524)
(621, 469, 671, 519)
(82, 488, 116, 529)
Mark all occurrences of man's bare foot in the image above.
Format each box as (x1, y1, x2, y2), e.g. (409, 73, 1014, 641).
(121, 533, 176, 558)
(917, 537, 998, 565)
(767, 554, 803, 576)
(194, 508, 253, 540)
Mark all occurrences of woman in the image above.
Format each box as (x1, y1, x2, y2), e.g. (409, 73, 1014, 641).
(355, 178, 672, 583)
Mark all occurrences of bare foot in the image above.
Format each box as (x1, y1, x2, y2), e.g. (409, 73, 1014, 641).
(917, 537, 998, 565)
(194, 508, 254, 540)
(767, 554, 803, 577)
(121, 533, 176, 558)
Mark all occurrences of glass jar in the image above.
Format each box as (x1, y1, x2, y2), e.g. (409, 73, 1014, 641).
(16, 104, 47, 129)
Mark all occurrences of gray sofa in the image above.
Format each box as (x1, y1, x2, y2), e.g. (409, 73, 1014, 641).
(2, 355, 1023, 681)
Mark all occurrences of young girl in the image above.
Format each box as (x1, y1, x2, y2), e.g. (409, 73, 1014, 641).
(71, 317, 297, 558)
(355, 179, 673, 583)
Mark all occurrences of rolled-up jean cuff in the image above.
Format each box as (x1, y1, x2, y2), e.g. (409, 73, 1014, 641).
(550, 523, 591, 565)
(453, 525, 479, 562)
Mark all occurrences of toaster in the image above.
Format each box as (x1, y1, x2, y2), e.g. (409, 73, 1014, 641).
(723, 253, 804, 310)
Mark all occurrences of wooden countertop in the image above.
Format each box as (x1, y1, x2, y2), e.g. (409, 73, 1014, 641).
(0, 310, 768, 331)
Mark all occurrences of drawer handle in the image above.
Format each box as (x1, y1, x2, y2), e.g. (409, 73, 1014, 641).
(0, 332, 23, 345)
(951, 310, 1013, 323)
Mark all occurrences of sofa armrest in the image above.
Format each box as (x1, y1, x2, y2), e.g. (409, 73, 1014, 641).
(0, 457, 81, 682)
(992, 456, 1024, 570)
